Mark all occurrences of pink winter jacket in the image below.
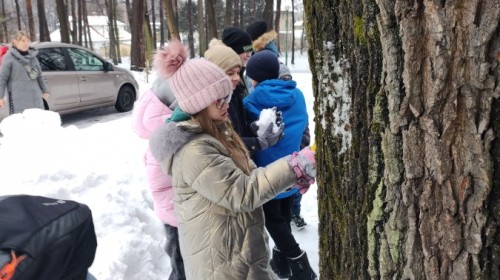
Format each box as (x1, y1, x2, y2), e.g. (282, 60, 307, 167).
(133, 88, 177, 226)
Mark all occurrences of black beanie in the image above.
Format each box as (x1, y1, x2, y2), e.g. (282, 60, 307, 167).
(222, 27, 253, 54)
(245, 50, 280, 83)
(246, 21, 268, 41)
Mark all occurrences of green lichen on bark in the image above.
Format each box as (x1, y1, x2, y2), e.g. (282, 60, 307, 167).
(354, 16, 367, 45)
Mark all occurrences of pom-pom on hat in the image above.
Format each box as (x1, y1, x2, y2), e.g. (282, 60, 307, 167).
(245, 50, 280, 83)
(246, 20, 268, 41)
(153, 40, 232, 115)
(222, 27, 253, 54)
(204, 39, 242, 72)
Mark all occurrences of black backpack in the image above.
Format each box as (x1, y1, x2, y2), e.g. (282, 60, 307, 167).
(0, 195, 97, 280)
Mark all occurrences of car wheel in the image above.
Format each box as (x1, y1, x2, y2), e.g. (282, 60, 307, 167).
(115, 85, 135, 112)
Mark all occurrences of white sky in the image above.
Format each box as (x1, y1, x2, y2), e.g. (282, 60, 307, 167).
(0, 54, 318, 280)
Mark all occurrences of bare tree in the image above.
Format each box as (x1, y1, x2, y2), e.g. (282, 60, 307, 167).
(205, 0, 217, 39)
(290, 0, 294, 64)
(125, 0, 133, 32)
(274, 0, 281, 51)
(105, 0, 117, 62)
(37, 0, 50, 41)
(261, 0, 273, 30)
(159, 0, 165, 46)
(14, 0, 22, 31)
(25, 0, 36, 40)
(56, 0, 70, 43)
(186, 0, 195, 58)
(70, 0, 77, 44)
(0, 1, 7, 42)
(144, 0, 154, 66)
(81, 0, 93, 49)
(224, 0, 233, 27)
(197, 0, 205, 55)
(130, 0, 146, 71)
(112, 0, 122, 63)
(164, 0, 180, 39)
(304, 0, 500, 279)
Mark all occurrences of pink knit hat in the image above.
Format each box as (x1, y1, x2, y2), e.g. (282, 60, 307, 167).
(153, 40, 232, 114)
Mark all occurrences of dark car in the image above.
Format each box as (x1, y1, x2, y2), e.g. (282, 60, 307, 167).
(0, 42, 139, 121)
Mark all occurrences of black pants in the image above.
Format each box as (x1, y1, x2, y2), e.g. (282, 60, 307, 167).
(164, 224, 186, 280)
(263, 196, 302, 258)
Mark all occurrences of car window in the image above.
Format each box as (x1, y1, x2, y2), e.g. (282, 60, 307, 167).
(68, 48, 105, 71)
(37, 47, 67, 71)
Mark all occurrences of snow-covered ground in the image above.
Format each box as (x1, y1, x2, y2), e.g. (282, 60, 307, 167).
(0, 53, 318, 279)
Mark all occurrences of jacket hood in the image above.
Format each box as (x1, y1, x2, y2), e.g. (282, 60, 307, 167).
(243, 79, 298, 111)
(149, 121, 200, 174)
(252, 30, 278, 53)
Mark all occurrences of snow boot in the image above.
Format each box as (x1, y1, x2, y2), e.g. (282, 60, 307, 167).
(270, 247, 291, 278)
(291, 214, 307, 230)
(288, 251, 317, 280)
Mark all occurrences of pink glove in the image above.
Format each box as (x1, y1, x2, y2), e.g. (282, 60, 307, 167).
(285, 147, 316, 190)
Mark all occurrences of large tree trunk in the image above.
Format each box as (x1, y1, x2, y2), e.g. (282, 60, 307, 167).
(14, 0, 22, 31)
(25, 0, 36, 41)
(159, 0, 165, 46)
(105, 0, 117, 62)
(197, 0, 206, 56)
(304, 0, 500, 279)
(131, 0, 146, 71)
(164, 0, 180, 40)
(187, 0, 195, 58)
(70, 0, 77, 44)
(274, 0, 281, 51)
(37, 0, 50, 42)
(262, 0, 273, 30)
(224, 0, 233, 27)
(0, 1, 7, 42)
(205, 0, 217, 38)
(56, 0, 70, 43)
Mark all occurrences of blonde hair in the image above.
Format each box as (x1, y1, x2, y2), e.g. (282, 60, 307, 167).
(11, 31, 30, 45)
(194, 110, 251, 175)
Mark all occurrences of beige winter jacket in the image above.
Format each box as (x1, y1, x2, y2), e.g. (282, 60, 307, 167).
(150, 121, 297, 280)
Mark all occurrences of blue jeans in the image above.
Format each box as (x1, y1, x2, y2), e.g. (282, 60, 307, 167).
(164, 224, 186, 280)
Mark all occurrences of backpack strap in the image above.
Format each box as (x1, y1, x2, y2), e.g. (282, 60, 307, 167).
(0, 250, 26, 280)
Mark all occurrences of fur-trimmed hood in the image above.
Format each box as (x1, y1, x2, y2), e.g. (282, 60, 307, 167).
(252, 30, 278, 52)
(149, 121, 200, 174)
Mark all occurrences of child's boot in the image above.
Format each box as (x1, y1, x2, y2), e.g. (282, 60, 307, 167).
(288, 251, 317, 280)
(269, 247, 291, 278)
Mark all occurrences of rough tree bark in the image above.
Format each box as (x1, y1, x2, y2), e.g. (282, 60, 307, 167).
(304, 0, 500, 279)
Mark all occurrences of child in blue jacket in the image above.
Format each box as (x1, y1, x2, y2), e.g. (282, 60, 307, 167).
(243, 50, 317, 280)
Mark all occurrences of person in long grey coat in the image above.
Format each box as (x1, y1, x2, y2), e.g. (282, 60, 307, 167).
(0, 31, 49, 114)
(149, 40, 317, 280)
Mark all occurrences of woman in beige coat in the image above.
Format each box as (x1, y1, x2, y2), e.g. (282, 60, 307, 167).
(149, 40, 316, 280)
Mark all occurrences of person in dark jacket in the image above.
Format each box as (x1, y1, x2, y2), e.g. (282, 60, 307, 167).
(221, 27, 284, 153)
(243, 50, 317, 280)
(0, 31, 49, 115)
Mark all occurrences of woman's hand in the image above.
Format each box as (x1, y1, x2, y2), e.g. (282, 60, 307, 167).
(0, 98, 5, 108)
(42, 93, 49, 99)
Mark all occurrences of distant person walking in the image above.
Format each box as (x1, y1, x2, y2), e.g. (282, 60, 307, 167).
(0, 31, 49, 114)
